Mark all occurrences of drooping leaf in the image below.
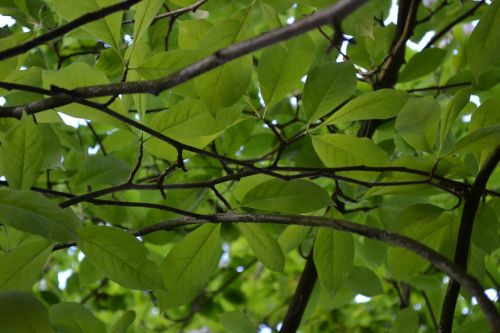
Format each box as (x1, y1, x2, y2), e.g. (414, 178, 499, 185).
(78, 226, 165, 290)
(258, 34, 315, 107)
(49, 302, 106, 333)
(303, 62, 357, 121)
(239, 223, 285, 272)
(439, 88, 471, 147)
(0, 117, 44, 189)
(0, 189, 80, 242)
(159, 224, 221, 308)
(195, 12, 253, 113)
(132, 0, 163, 44)
(0, 291, 52, 333)
(240, 179, 331, 214)
(278, 225, 312, 253)
(467, 0, 500, 80)
(472, 203, 497, 253)
(323, 89, 409, 125)
(395, 96, 440, 152)
(0, 237, 52, 291)
(313, 228, 354, 294)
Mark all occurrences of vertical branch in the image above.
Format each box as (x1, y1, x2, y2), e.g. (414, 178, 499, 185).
(439, 146, 500, 333)
(278, 255, 317, 333)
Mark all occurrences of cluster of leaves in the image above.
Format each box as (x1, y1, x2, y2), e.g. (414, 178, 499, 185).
(0, 0, 499, 332)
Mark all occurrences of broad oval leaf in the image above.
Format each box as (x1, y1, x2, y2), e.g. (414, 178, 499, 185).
(239, 223, 285, 272)
(219, 311, 257, 333)
(313, 228, 354, 294)
(0, 189, 80, 242)
(303, 61, 357, 121)
(195, 18, 253, 112)
(345, 266, 383, 297)
(391, 308, 419, 333)
(78, 226, 164, 291)
(323, 89, 409, 125)
(49, 302, 106, 333)
(0, 291, 52, 333)
(312, 134, 389, 167)
(467, 0, 500, 80)
(0, 237, 52, 291)
(258, 34, 315, 107)
(395, 96, 440, 152)
(160, 224, 221, 308)
(399, 48, 447, 82)
(0, 117, 44, 189)
(240, 179, 331, 214)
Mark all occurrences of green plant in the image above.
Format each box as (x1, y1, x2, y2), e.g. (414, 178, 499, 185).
(0, 0, 498, 332)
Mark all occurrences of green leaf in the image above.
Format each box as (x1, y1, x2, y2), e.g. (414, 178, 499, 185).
(303, 62, 357, 121)
(467, 0, 500, 80)
(0, 237, 52, 291)
(71, 155, 130, 189)
(278, 225, 311, 253)
(312, 134, 389, 167)
(387, 208, 448, 279)
(49, 302, 106, 333)
(258, 34, 315, 107)
(391, 308, 419, 333)
(395, 96, 440, 152)
(53, 0, 122, 52)
(439, 88, 471, 147)
(445, 125, 500, 156)
(132, 0, 163, 43)
(240, 179, 331, 214)
(471, 97, 500, 131)
(239, 223, 285, 272)
(178, 20, 213, 49)
(78, 257, 104, 287)
(323, 89, 409, 125)
(0, 117, 43, 189)
(219, 311, 257, 333)
(472, 203, 497, 253)
(195, 16, 253, 112)
(0, 189, 80, 242)
(110, 310, 136, 333)
(0, 291, 52, 333)
(144, 98, 241, 160)
(313, 228, 354, 294)
(159, 224, 221, 308)
(345, 266, 382, 296)
(78, 226, 164, 290)
(399, 48, 447, 82)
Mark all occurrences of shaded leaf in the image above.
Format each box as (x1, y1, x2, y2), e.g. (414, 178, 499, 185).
(0, 189, 80, 242)
(240, 179, 331, 214)
(239, 223, 285, 272)
(78, 226, 164, 290)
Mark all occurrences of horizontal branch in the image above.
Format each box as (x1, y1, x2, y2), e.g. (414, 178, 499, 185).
(0, 0, 142, 61)
(53, 213, 500, 331)
(0, 0, 368, 118)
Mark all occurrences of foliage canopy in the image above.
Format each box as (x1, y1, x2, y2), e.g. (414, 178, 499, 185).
(0, 0, 499, 332)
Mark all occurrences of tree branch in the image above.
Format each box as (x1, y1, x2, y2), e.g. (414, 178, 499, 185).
(52, 212, 500, 331)
(439, 145, 500, 333)
(0, 0, 368, 118)
(0, 0, 142, 61)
